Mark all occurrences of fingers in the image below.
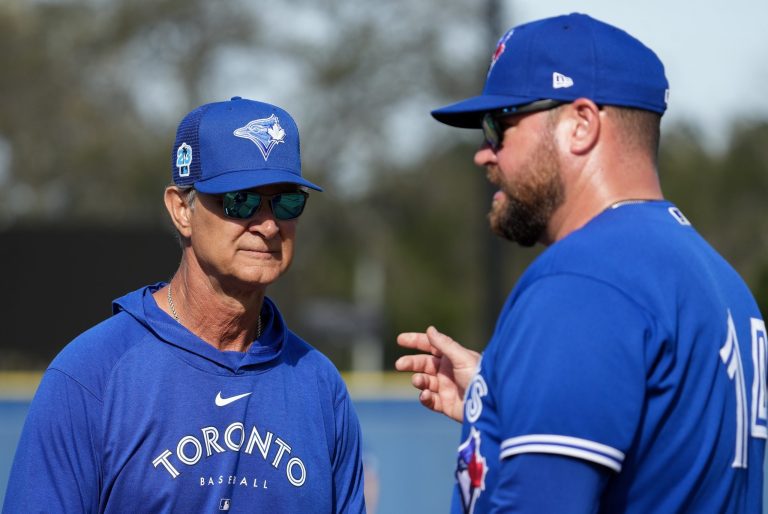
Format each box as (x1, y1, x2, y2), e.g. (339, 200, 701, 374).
(419, 389, 440, 412)
(411, 372, 438, 393)
(424, 326, 475, 366)
(397, 332, 441, 355)
(417, 384, 446, 413)
(396, 327, 471, 424)
(396, 326, 480, 376)
(394, 354, 441, 374)
(419, 390, 460, 424)
(397, 326, 467, 359)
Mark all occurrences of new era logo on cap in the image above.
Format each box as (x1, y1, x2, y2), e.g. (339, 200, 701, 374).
(431, 13, 670, 128)
(552, 72, 574, 89)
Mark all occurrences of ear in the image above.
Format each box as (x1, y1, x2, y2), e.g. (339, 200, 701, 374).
(566, 98, 601, 156)
(164, 186, 194, 238)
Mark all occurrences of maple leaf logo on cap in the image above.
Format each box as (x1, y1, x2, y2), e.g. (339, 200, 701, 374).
(233, 114, 286, 161)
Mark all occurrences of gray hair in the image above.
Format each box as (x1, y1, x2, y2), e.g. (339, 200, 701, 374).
(177, 185, 197, 209)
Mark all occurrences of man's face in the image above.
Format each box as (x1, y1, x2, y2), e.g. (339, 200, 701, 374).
(478, 111, 565, 247)
(187, 184, 299, 289)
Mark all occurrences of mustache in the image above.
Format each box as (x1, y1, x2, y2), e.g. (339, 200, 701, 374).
(486, 166, 502, 188)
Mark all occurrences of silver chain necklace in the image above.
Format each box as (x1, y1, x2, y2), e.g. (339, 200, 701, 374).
(609, 199, 652, 210)
(167, 283, 262, 338)
(167, 283, 180, 322)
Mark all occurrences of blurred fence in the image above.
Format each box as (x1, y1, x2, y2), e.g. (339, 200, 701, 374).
(0, 227, 180, 368)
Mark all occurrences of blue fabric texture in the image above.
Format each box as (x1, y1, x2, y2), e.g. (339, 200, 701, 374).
(452, 201, 765, 514)
(3, 284, 365, 513)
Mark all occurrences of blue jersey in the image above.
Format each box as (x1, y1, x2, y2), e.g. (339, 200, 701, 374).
(3, 284, 366, 513)
(453, 201, 766, 513)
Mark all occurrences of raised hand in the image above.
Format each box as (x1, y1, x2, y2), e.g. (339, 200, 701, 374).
(395, 326, 481, 423)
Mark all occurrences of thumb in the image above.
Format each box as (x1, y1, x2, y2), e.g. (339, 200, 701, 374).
(425, 326, 472, 365)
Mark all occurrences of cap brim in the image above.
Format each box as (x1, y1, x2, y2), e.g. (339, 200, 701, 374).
(193, 168, 323, 194)
(431, 94, 537, 128)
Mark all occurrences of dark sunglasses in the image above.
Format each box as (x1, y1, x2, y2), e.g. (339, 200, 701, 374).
(481, 99, 563, 151)
(221, 190, 308, 220)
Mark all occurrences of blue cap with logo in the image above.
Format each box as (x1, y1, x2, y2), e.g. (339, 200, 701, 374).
(171, 97, 322, 193)
(432, 13, 670, 128)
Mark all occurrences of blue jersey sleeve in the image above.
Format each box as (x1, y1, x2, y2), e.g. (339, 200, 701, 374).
(492, 453, 610, 512)
(331, 386, 366, 513)
(493, 274, 651, 472)
(3, 369, 102, 513)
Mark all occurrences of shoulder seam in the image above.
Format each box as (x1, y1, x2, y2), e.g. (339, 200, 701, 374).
(45, 367, 104, 404)
(517, 271, 670, 336)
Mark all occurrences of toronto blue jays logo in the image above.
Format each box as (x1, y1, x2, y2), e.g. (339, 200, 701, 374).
(176, 142, 192, 177)
(488, 29, 514, 76)
(456, 427, 487, 514)
(233, 115, 286, 160)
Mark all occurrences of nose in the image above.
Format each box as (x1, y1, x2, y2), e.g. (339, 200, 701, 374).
(248, 203, 280, 239)
(474, 142, 497, 168)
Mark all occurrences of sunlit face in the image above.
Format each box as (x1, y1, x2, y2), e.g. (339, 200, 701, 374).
(187, 184, 299, 289)
(477, 111, 565, 247)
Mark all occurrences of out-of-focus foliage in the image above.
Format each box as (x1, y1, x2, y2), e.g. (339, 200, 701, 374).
(660, 120, 768, 282)
(0, 0, 488, 226)
(660, 120, 768, 317)
(1, 0, 767, 370)
(0, 0, 258, 224)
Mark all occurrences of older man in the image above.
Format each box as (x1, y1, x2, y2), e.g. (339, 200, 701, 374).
(4, 97, 366, 513)
(396, 13, 766, 514)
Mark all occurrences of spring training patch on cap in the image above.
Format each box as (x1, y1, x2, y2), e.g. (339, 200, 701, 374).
(176, 143, 192, 177)
(233, 114, 286, 161)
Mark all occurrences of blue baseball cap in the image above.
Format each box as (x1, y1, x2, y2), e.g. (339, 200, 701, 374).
(171, 97, 322, 193)
(432, 13, 670, 128)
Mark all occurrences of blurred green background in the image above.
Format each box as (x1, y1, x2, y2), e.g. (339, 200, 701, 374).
(1, 1, 767, 512)
(1, 0, 767, 374)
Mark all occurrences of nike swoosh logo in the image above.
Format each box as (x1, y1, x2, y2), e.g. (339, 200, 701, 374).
(215, 391, 252, 407)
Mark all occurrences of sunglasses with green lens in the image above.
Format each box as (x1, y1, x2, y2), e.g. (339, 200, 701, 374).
(222, 190, 308, 221)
